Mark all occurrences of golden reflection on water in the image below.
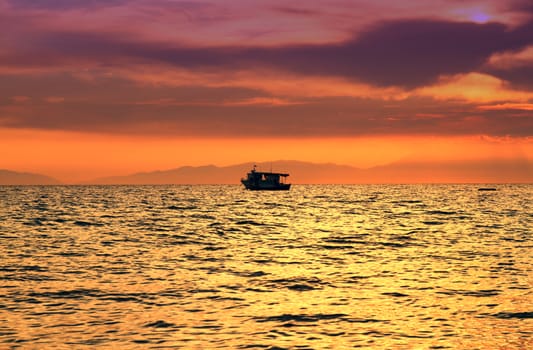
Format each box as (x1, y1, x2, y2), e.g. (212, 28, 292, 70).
(0, 184, 531, 349)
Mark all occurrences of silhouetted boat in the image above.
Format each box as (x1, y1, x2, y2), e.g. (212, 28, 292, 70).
(241, 165, 291, 191)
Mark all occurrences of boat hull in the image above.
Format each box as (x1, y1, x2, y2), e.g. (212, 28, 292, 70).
(241, 180, 291, 191)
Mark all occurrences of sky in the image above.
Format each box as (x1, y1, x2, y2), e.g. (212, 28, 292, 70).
(0, 0, 532, 182)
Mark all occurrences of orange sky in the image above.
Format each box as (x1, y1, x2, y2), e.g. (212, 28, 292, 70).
(0, 0, 532, 183)
(1, 128, 531, 182)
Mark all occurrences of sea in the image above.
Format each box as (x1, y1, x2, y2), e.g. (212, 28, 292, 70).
(0, 185, 531, 349)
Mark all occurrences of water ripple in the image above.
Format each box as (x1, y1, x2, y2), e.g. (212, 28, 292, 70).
(0, 184, 531, 349)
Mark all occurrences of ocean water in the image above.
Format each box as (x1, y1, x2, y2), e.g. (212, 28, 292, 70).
(0, 184, 531, 349)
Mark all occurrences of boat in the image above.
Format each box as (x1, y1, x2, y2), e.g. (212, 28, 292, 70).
(241, 165, 291, 191)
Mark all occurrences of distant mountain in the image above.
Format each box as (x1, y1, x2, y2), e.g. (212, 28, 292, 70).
(0, 169, 62, 185)
(367, 158, 532, 183)
(85, 161, 338, 185)
(83, 159, 532, 184)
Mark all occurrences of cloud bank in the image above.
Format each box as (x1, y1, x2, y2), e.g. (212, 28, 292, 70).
(0, 0, 532, 137)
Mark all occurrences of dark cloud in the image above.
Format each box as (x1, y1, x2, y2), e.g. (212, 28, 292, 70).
(272, 6, 320, 16)
(10, 100, 529, 137)
(486, 65, 533, 89)
(7, 0, 130, 10)
(0, 73, 260, 105)
(4, 18, 532, 88)
(481, 19, 533, 88)
(509, 0, 533, 14)
(1, 73, 530, 137)
(258, 19, 527, 88)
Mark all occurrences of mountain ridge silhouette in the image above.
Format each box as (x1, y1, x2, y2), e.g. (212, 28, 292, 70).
(82, 159, 532, 184)
(0, 169, 62, 185)
(2, 159, 531, 185)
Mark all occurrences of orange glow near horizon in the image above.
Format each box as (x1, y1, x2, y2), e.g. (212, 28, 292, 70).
(1, 128, 531, 183)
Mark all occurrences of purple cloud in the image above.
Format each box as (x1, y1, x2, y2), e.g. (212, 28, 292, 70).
(258, 19, 525, 88)
(7, 0, 130, 10)
(4, 18, 532, 89)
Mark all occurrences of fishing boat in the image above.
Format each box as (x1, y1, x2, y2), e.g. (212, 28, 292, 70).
(241, 165, 291, 191)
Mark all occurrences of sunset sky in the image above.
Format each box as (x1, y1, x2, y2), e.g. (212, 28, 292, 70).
(1, 0, 532, 182)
